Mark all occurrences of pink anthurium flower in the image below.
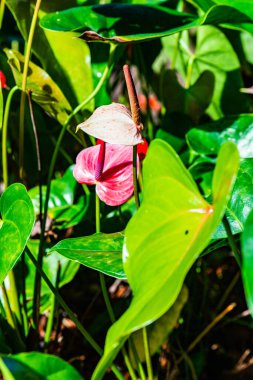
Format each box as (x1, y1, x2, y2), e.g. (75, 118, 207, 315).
(76, 103, 143, 146)
(73, 142, 138, 206)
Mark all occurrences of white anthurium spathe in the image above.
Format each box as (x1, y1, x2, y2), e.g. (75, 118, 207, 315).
(76, 103, 143, 145)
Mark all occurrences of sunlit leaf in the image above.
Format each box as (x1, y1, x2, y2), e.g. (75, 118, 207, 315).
(187, 114, 253, 158)
(6, 0, 93, 110)
(92, 139, 239, 379)
(4, 49, 72, 125)
(0, 184, 35, 284)
(50, 232, 125, 279)
(0, 352, 83, 380)
(241, 208, 253, 318)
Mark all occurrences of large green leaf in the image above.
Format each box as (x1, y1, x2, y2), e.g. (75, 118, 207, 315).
(241, 209, 253, 317)
(29, 166, 89, 229)
(0, 184, 35, 285)
(187, 114, 253, 158)
(92, 139, 239, 379)
(40, 3, 253, 44)
(50, 232, 125, 279)
(4, 49, 72, 125)
(6, 0, 93, 110)
(0, 352, 83, 380)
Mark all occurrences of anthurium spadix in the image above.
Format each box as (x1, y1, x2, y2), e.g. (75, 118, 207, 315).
(76, 103, 143, 145)
(92, 139, 239, 380)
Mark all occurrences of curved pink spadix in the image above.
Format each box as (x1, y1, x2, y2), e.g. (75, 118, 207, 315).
(73, 143, 138, 206)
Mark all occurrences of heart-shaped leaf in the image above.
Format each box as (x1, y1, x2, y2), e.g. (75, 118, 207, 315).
(0, 184, 35, 284)
(4, 49, 72, 125)
(92, 139, 239, 379)
(0, 352, 83, 380)
(50, 232, 125, 279)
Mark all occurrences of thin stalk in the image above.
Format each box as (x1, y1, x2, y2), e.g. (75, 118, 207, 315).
(0, 0, 5, 29)
(33, 45, 116, 328)
(171, 32, 182, 70)
(143, 327, 153, 380)
(129, 337, 146, 380)
(185, 55, 195, 89)
(133, 145, 140, 208)
(19, 0, 42, 179)
(96, 195, 137, 379)
(7, 270, 22, 326)
(25, 246, 124, 380)
(44, 261, 61, 345)
(222, 215, 242, 267)
(21, 254, 29, 336)
(176, 302, 236, 365)
(2, 85, 18, 188)
(1, 283, 16, 330)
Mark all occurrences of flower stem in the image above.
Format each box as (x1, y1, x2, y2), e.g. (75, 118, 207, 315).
(44, 261, 61, 345)
(25, 246, 124, 380)
(2, 85, 18, 189)
(0, 0, 5, 29)
(222, 215, 242, 267)
(19, 0, 42, 180)
(133, 145, 140, 208)
(33, 46, 116, 329)
(142, 326, 153, 380)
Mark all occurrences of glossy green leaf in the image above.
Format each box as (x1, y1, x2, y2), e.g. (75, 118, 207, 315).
(0, 352, 83, 380)
(0, 184, 35, 285)
(6, 0, 93, 110)
(131, 286, 188, 362)
(29, 166, 89, 229)
(4, 49, 71, 125)
(241, 208, 253, 317)
(92, 139, 239, 379)
(40, 3, 253, 45)
(50, 232, 125, 279)
(161, 69, 215, 123)
(187, 114, 253, 158)
(24, 240, 79, 314)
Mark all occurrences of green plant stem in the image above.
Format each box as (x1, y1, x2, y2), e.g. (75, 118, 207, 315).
(185, 55, 194, 89)
(143, 327, 153, 380)
(44, 261, 61, 345)
(26, 246, 124, 380)
(0, 0, 5, 29)
(2, 85, 18, 189)
(19, 0, 42, 180)
(176, 302, 236, 365)
(129, 337, 146, 380)
(171, 32, 182, 70)
(7, 270, 22, 326)
(1, 283, 16, 330)
(33, 45, 116, 329)
(95, 195, 137, 379)
(222, 215, 242, 267)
